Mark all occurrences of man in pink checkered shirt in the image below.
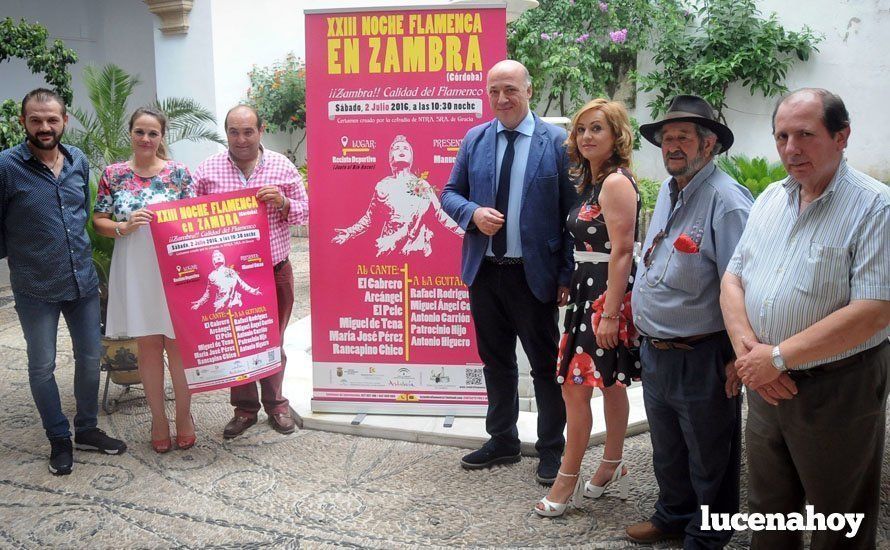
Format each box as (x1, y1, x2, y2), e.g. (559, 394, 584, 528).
(193, 105, 308, 439)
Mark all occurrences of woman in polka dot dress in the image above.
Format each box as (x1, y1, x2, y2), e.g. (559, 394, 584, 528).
(536, 99, 641, 517)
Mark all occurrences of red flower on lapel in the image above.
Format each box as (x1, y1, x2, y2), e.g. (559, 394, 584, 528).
(673, 233, 699, 254)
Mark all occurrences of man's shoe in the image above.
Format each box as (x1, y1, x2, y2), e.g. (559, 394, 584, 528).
(49, 438, 73, 476)
(625, 521, 682, 544)
(268, 412, 296, 435)
(74, 429, 127, 455)
(223, 415, 257, 439)
(460, 443, 521, 470)
(535, 451, 561, 485)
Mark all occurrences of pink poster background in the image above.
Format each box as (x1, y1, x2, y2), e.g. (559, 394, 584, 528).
(306, 7, 506, 413)
(150, 189, 282, 393)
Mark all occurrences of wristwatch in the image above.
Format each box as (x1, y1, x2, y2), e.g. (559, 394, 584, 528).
(771, 345, 787, 372)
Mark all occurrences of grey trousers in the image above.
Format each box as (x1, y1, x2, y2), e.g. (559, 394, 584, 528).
(747, 342, 890, 550)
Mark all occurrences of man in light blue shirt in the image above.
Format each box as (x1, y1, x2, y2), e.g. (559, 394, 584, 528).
(627, 96, 752, 548)
(442, 60, 575, 485)
(485, 108, 533, 258)
(722, 89, 890, 549)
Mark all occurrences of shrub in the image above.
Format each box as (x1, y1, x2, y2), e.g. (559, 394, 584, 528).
(636, 177, 662, 212)
(639, 0, 820, 121)
(508, 0, 654, 116)
(246, 53, 307, 134)
(716, 154, 786, 197)
(0, 17, 78, 150)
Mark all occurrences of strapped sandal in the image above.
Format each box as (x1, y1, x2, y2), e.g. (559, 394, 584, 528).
(535, 471, 584, 517)
(584, 457, 629, 500)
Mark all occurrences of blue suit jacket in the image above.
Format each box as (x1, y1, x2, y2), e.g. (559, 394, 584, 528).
(441, 114, 576, 303)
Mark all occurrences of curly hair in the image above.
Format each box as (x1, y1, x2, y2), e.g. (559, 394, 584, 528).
(565, 98, 634, 195)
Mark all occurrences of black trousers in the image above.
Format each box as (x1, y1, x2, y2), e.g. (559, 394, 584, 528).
(641, 333, 741, 550)
(468, 262, 566, 455)
(747, 342, 889, 550)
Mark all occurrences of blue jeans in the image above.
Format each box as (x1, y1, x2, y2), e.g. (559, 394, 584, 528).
(14, 292, 101, 440)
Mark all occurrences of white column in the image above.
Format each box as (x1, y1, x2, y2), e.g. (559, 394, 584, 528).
(149, 0, 223, 170)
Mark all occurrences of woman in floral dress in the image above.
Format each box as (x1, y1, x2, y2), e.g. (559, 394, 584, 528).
(536, 99, 641, 517)
(92, 108, 196, 453)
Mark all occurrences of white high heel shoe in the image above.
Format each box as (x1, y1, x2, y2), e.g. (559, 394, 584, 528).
(583, 458, 629, 500)
(535, 471, 583, 517)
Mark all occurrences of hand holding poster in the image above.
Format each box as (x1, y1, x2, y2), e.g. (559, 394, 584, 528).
(150, 189, 282, 392)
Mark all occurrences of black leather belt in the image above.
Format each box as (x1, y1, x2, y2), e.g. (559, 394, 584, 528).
(273, 259, 289, 272)
(647, 331, 726, 351)
(788, 340, 888, 381)
(484, 256, 523, 265)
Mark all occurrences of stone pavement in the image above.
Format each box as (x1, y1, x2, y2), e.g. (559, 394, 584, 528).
(0, 238, 886, 548)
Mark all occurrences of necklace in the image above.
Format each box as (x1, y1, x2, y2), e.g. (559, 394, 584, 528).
(42, 149, 61, 174)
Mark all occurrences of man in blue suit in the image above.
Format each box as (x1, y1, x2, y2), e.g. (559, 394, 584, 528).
(441, 60, 575, 484)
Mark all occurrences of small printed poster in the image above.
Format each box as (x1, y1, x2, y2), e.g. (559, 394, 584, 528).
(150, 189, 281, 393)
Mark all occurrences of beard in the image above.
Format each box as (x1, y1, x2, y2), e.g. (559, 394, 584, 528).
(664, 144, 708, 179)
(25, 125, 65, 150)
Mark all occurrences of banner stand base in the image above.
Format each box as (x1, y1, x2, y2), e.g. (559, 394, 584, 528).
(346, 412, 454, 429)
(282, 317, 650, 454)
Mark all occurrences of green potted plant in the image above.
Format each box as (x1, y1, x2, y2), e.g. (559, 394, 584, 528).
(635, 177, 661, 237)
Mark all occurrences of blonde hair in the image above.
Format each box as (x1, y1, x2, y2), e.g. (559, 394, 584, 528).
(565, 98, 634, 194)
(129, 107, 169, 160)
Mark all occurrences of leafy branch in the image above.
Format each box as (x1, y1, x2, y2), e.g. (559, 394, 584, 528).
(0, 17, 78, 150)
(639, 0, 821, 121)
(67, 64, 224, 175)
(508, 0, 654, 116)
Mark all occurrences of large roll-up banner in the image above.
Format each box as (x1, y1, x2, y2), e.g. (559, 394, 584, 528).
(306, 5, 506, 414)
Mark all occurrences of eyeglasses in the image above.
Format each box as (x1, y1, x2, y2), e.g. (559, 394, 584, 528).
(642, 230, 667, 269)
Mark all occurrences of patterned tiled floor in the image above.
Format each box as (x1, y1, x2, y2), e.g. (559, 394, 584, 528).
(0, 241, 886, 548)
